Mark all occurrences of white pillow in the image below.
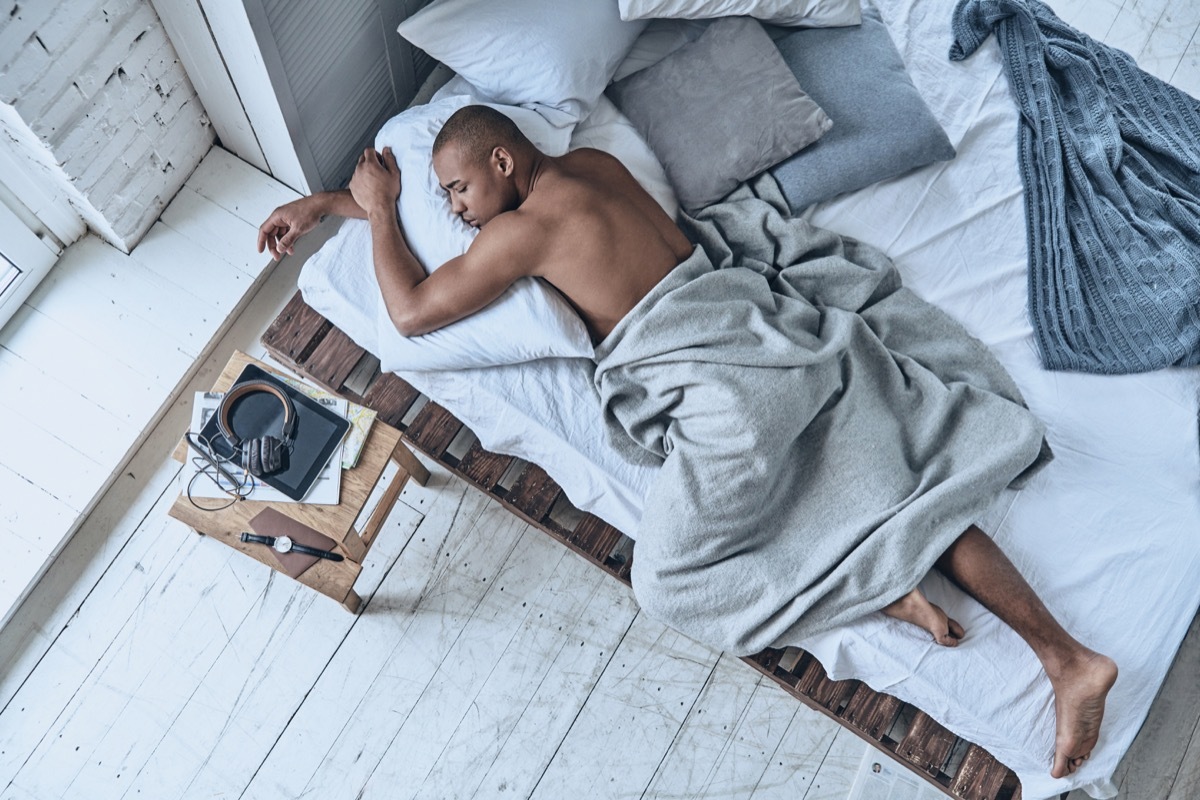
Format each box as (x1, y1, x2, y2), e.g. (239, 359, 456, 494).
(397, 0, 647, 126)
(298, 95, 594, 372)
(618, 0, 861, 27)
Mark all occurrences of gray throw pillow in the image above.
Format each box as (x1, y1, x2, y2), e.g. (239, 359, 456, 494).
(607, 17, 831, 210)
(768, 4, 955, 213)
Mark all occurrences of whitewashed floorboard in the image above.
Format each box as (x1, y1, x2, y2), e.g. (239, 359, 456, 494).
(24, 237, 196, 386)
(1045, 0, 1127, 41)
(411, 557, 636, 800)
(0, 242, 309, 708)
(800, 727, 873, 800)
(749, 696, 844, 798)
(0, 536, 38, 618)
(1135, 0, 1200, 82)
(0, 509, 224, 793)
(355, 528, 587, 798)
(285, 502, 533, 798)
(0, 461, 81, 550)
(126, 222, 258, 314)
(184, 146, 301, 227)
(644, 652, 831, 800)
(0, 304, 171, 427)
(240, 470, 498, 798)
(158, 186, 275, 282)
(108, 496, 424, 799)
(0, 146, 291, 627)
(0, 345, 137, 468)
(0, 399, 105, 512)
(1103, 0, 1171, 63)
(527, 613, 721, 799)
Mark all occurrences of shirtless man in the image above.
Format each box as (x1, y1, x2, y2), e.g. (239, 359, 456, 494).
(258, 105, 1117, 780)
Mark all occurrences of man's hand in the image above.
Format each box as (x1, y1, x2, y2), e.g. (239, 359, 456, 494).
(349, 146, 400, 218)
(257, 195, 325, 261)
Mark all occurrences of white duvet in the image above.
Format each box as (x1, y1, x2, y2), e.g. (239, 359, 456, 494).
(298, 1, 1200, 796)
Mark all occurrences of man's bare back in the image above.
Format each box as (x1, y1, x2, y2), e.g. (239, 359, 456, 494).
(494, 148, 693, 341)
(257, 104, 689, 344)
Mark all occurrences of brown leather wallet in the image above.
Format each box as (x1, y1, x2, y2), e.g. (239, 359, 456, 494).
(248, 508, 341, 578)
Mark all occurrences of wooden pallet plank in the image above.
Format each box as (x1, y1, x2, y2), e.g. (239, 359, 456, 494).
(361, 374, 422, 429)
(303, 326, 366, 395)
(405, 402, 463, 458)
(455, 441, 513, 492)
(615, 547, 634, 582)
(844, 683, 905, 742)
(899, 710, 958, 777)
(747, 648, 784, 674)
(811, 675, 859, 715)
(567, 515, 624, 564)
(505, 464, 562, 523)
(261, 291, 331, 366)
(950, 744, 1012, 800)
(795, 650, 828, 695)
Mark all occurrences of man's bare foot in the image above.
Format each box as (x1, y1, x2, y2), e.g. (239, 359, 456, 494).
(881, 588, 965, 647)
(1046, 651, 1118, 778)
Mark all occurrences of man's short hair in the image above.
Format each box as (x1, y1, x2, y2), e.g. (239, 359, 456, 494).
(433, 105, 528, 165)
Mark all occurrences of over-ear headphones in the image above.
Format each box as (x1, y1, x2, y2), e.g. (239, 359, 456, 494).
(216, 380, 297, 477)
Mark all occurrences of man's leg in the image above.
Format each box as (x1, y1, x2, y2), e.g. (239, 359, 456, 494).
(933, 525, 1118, 779)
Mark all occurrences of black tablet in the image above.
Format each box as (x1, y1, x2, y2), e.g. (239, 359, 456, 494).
(199, 364, 350, 501)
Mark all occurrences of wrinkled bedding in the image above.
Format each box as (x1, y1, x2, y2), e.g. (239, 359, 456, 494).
(298, 1, 1200, 796)
(594, 176, 1051, 655)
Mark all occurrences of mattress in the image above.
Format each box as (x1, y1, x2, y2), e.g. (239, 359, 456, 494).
(298, 1, 1200, 796)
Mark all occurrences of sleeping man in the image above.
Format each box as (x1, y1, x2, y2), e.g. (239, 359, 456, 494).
(258, 104, 1116, 780)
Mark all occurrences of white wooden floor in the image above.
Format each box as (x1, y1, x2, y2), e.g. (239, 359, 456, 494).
(1, 1, 1198, 798)
(0, 147, 298, 626)
(0, 227, 872, 799)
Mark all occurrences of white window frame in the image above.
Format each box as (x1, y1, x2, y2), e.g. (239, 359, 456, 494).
(0, 200, 59, 335)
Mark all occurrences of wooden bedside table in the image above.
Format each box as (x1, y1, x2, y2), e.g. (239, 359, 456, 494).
(168, 350, 429, 612)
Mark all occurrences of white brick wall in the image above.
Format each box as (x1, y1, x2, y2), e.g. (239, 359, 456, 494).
(0, 0, 214, 253)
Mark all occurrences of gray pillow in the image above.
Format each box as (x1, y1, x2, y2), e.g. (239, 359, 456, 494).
(768, 4, 955, 213)
(607, 17, 831, 210)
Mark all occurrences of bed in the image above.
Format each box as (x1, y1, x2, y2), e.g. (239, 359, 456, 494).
(274, 0, 1200, 797)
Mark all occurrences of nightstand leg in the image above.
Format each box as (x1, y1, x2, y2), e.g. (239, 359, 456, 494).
(341, 588, 362, 614)
(391, 440, 430, 486)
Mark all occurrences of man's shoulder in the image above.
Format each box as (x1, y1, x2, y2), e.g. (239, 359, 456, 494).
(561, 147, 621, 169)
(465, 208, 549, 273)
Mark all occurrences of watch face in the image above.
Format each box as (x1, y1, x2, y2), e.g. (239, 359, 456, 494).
(273, 536, 293, 553)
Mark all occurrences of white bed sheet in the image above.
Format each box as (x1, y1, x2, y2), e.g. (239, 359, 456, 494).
(298, 3, 1200, 795)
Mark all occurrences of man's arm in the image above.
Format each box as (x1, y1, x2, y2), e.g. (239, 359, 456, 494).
(352, 146, 535, 337)
(257, 189, 368, 261)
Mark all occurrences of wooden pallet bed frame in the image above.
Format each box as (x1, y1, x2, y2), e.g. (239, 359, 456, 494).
(262, 289, 1025, 800)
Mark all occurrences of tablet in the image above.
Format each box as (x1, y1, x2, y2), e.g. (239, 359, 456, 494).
(199, 364, 351, 501)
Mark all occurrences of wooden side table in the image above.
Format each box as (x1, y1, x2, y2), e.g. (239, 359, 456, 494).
(168, 350, 429, 612)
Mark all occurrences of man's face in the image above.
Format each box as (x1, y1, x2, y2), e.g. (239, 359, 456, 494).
(433, 142, 517, 229)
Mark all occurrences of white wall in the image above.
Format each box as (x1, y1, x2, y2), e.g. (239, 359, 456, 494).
(0, 0, 215, 253)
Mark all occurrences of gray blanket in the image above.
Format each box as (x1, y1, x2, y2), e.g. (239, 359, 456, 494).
(594, 177, 1052, 656)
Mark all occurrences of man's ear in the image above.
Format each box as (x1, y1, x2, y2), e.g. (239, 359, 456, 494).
(492, 146, 514, 176)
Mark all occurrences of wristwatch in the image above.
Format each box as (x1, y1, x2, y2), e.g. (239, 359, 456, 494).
(240, 532, 344, 561)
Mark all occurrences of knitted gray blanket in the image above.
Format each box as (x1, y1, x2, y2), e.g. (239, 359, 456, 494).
(593, 177, 1051, 656)
(951, 0, 1200, 373)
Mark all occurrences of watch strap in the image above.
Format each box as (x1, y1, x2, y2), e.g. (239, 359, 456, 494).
(290, 542, 343, 561)
(240, 532, 274, 546)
